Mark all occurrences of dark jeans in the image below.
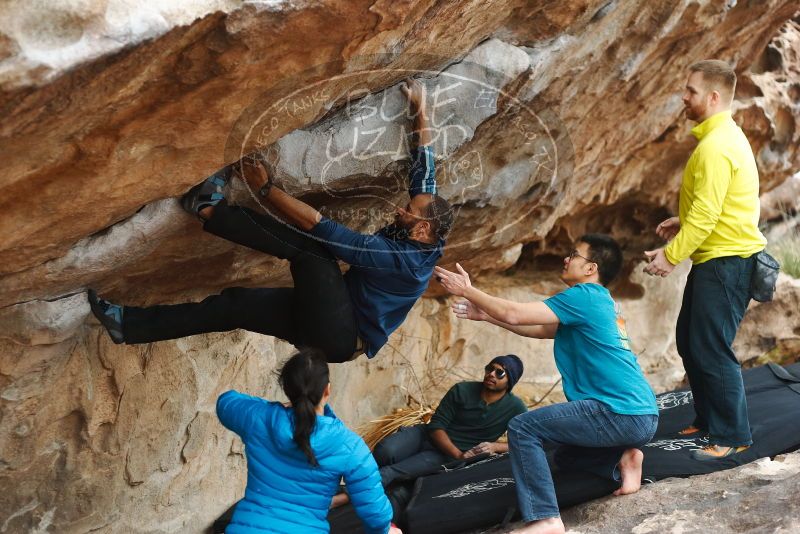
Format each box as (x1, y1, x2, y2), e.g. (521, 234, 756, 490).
(373, 425, 451, 486)
(676, 255, 755, 447)
(123, 204, 359, 362)
(507, 400, 658, 521)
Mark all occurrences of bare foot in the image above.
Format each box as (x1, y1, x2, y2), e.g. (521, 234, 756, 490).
(613, 448, 644, 496)
(509, 517, 565, 534)
(330, 492, 350, 509)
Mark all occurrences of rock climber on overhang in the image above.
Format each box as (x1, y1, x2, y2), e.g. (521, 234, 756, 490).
(88, 79, 454, 363)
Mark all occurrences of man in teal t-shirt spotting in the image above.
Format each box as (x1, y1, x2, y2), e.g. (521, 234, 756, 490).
(435, 234, 658, 534)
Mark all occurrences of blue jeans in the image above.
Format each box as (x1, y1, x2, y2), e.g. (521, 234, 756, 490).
(676, 255, 754, 446)
(507, 400, 658, 521)
(372, 425, 451, 486)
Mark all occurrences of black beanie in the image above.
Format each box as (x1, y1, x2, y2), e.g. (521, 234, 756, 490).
(489, 354, 524, 391)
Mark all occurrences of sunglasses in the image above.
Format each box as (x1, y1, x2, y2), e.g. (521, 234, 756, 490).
(484, 364, 507, 379)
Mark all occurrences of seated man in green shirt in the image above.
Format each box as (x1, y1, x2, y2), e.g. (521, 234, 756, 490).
(332, 355, 526, 508)
(379, 354, 527, 481)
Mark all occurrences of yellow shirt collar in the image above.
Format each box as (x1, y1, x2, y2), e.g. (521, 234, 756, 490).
(691, 110, 733, 141)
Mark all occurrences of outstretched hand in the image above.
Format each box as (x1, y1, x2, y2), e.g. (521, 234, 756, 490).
(643, 247, 676, 277)
(452, 300, 488, 321)
(434, 263, 472, 297)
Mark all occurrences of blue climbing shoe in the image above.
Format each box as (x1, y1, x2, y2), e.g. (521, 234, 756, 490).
(87, 289, 125, 344)
(180, 167, 230, 219)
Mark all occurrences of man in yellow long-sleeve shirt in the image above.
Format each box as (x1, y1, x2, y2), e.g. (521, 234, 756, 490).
(643, 60, 766, 461)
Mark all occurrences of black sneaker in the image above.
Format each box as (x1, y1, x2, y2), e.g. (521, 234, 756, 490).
(181, 167, 230, 219)
(87, 289, 125, 344)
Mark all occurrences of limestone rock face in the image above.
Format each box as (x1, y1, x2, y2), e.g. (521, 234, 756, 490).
(761, 172, 800, 221)
(1, 2, 799, 306)
(1, 1, 799, 532)
(555, 451, 800, 534)
(735, 275, 800, 365)
(0, 327, 288, 533)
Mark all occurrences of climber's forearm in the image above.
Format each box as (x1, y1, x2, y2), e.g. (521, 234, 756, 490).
(264, 187, 321, 231)
(414, 106, 433, 147)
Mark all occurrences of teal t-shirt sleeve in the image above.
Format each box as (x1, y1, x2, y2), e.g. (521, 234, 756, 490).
(543, 285, 590, 326)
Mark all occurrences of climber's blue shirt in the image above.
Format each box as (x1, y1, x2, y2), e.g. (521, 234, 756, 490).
(309, 146, 443, 357)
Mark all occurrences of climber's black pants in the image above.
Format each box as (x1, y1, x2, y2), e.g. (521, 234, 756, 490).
(122, 204, 359, 362)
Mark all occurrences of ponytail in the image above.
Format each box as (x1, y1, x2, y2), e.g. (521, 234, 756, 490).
(292, 395, 320, 466)
(278, 348, 330, 467)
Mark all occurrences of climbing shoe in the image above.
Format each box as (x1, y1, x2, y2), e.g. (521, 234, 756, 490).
(87, 289, 125, 344)
(690, 444, 750, 461)
(180, 166, 230, 219)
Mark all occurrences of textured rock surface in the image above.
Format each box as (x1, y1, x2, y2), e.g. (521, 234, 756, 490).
(761, 172, 800, 221)
(1, 1, 799, 306)
(553, 451, 800, 534)
(736, 275, 800, 366)
(1, 1, 799, 532)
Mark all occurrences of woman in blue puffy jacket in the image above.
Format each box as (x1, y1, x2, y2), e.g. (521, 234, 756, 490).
(216, 348, 399, 533)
